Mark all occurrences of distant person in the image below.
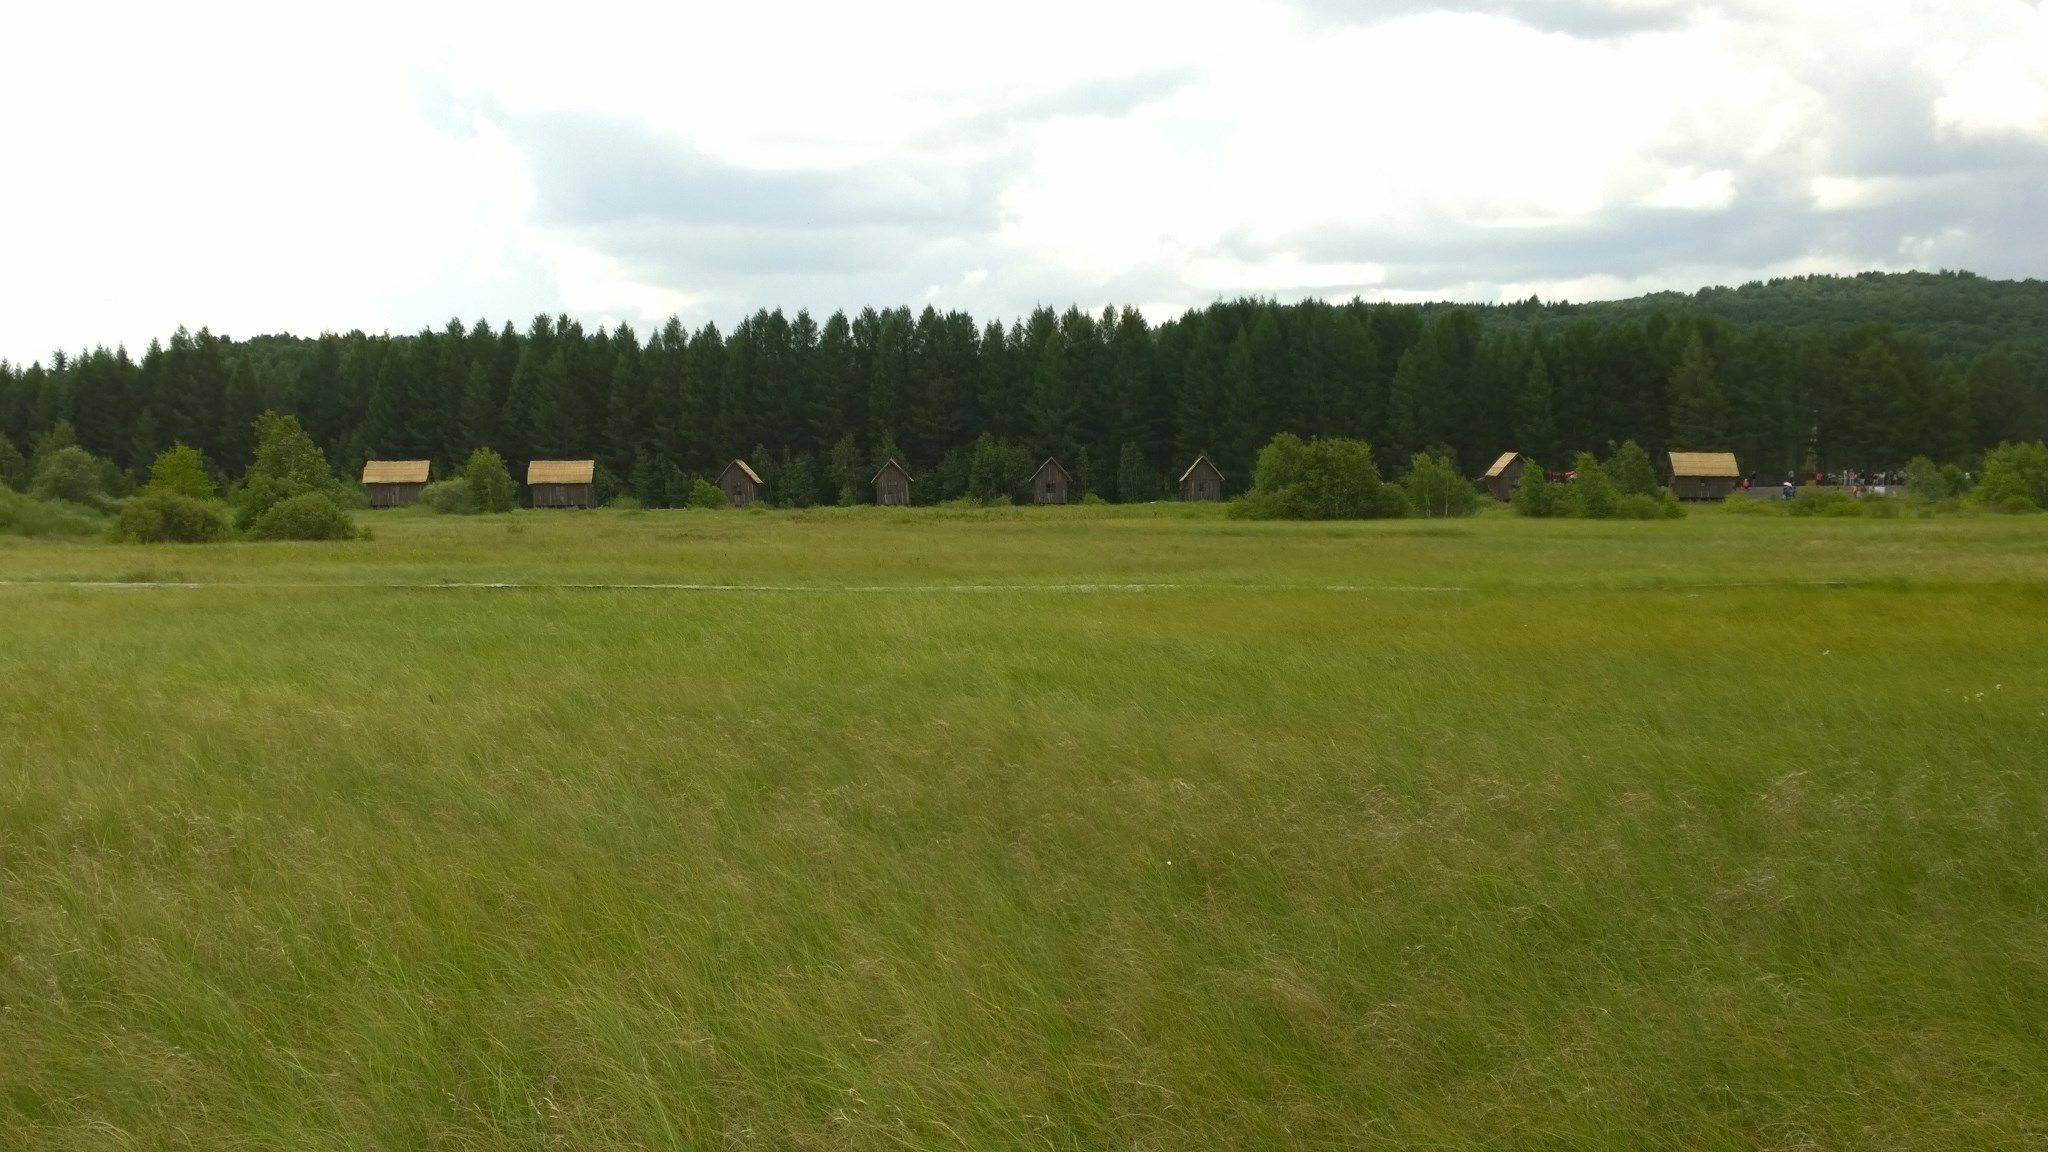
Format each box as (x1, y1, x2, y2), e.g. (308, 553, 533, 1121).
(1782, 479, 1794, 500)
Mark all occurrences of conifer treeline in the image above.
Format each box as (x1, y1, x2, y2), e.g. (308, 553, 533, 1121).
(3, 293, 2043, 503)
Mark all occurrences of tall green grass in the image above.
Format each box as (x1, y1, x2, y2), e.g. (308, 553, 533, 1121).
(2, 510, 2044, 1148)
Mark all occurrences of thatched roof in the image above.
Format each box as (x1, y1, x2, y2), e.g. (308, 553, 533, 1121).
(361, 459, 430, 485)
(720, 459, 763, 486)
(1032, 457, 1070, 482)
(871, 458, 913, 484)
(1179, 455, 1222, 483)
(1483, 451, 1522, 479)
(1667, 451, 1740, 479)
(527, 459, 595, 485)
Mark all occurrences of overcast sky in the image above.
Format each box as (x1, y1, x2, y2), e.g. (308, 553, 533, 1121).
(4, 0, 2045, 363)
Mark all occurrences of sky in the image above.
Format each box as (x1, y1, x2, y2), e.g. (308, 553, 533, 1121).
(3, 0, 2045, 364)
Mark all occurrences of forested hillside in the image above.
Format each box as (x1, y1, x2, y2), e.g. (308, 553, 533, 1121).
(2, 272, 2043, 503)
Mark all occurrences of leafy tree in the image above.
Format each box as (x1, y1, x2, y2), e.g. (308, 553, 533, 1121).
(238, 411, 337, 530)
(689, 478, 726, 509)
(32, 446, 104, 505)
(1973, 440, 2048, 512)
(1511, 461, 1566, 517)
(1235, 433, 1403, 520)
(828, 434, 865, 506)
(1568, 452, 1619, 518)
(1403, 451, 1480, 518)
(781, 454, 820, 508)
(460, 447, 516, 513)
(144, 443, 217, 500)
(1606, 440, 1659, 497)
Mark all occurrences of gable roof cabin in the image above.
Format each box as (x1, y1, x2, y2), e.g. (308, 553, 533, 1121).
(1031, 457, 1071, 504)
(718, 458, 764, 506)
(872, 458, 913, 506)
(1481, 451, 1526, 502)
(1179, 454, 1224, 502)
(361, 459, 431, 507)
(1665, 451, 1742, 501)
(527, 459, 597, 508)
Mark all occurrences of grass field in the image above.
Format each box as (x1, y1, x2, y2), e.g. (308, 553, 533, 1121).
(3, 506, 2045, 1149)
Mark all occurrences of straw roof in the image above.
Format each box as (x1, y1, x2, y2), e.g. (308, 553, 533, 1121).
(871, 458, 913, 484)
(527, 459, 595, 485)
(1482, 451, 1522, 479)
(1178, 454, 1222, 483)
(720, 459, 763, 486)
(1032, 457, 1071, 481)
(361, 459, 430, 485)
(1667, 451, 1740, 479)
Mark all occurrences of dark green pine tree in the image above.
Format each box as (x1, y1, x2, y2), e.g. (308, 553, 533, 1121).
(217, 356, 266, 475)
(1666, 334, 1727, 449)
(602, 345, 646, 479)
(1514, 349, 1560, 466)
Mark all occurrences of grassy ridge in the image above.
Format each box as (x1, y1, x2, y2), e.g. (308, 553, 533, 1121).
(3, 510, 2046, 1149)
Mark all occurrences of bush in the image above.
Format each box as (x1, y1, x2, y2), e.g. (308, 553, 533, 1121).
(1973, 441, 2048, 512)
(1567, 453, 1619, 518)
(32, 446, 106, 506)
(1607, 440, 1659, 497)
(1078, 492, 1108, 506)
(144, 443, 218, 500)
(421, 479, 473, 514)
(1614, 490, 1686, 520)
(0, 486, 104, 538)
(236, 412, 340, 529)
(1510, 464, 1567, 517)
(1788, 487, 1856, 517)
(1403, 451, 1480, 518)
(1720, 495, 1783, 515)
(0, 432, 27, 491)
(112, 491, 231, 543)
(248, 492, 360, 541)
(459, 448, 517, 513)
(607, 494, 643, 511)
(689, 478, 727, 509)
(1239, 434, 1405, 520)
(1861, 494, 1903, 518)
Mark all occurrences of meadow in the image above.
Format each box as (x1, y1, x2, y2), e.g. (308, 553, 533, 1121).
(2, 505, 2045, 1150)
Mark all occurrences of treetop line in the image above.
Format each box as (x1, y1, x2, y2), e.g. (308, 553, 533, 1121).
(2, 272, 2042, 505)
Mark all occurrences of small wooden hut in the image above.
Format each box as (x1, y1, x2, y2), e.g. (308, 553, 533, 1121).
(528, 459, 596, 508)
(1030, 458, 1071, 505)
(872, 458, 913, 506)
(1481, 451, 1526, 502)
(361, 459, 429, 508)
(1665, 451, 1741, 501)
(1179, 455, 1224, 502)
(718, 459, 763, 507)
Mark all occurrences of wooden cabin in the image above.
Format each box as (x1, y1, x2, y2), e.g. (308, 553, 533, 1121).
(1179, 455, 1224, 502)
(718, 459, 763, 507)
(527, 459, 596, 508)
(872, 458, 913, 506)
(1665, 451, 1742, 501)
(361, 459, 429, 508)
(1481, 451, 1527, 502)
(1031, 458, 1071, 505)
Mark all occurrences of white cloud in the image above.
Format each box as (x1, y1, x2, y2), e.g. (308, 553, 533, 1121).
(1, 0, 2044, 363)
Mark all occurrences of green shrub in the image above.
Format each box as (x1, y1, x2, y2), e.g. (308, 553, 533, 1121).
(143, 443, 218, 500)
(1568, 453, 1619, 519)
(1510, 463, 1567, 518)
(1403, 452, 1481, 518)
(1788, 487, 1856, 517)
(1607, 440, 1659, 497)
(32, 446, 105, 506)
(1972, 441, 2048, 512)
(248, 492, 360, 541)
(1078, 492, 1108, 506)
(458, 448, 516, 513)
(421, 479, 473, 514)
(112, 491, 231, 543)
(236, 412, 341, 529)
(1860, 494, 1903, 518)
(0, 486, 104, 538)
(689, 478, 727, 509)
(1720, 495, 1783, 515)
(1241, 434, 1405, 520)
(1614, 490, 1686, 520)
(607, 494, 643, 511)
